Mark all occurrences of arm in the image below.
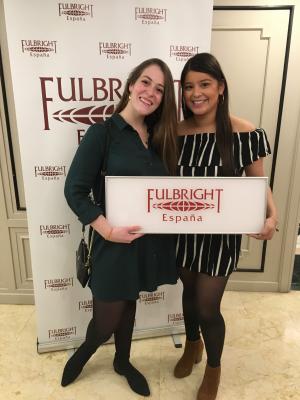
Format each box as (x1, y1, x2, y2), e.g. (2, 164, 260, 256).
(64, 124, 106, 225)
(65, 124, 143, 243)
(245, 158, 278, 240)
(90, 215, 143, 244)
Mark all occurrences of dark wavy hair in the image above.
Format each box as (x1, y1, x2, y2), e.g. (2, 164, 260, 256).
(115, 58, 178, 174)
(181, 53, 235, 176)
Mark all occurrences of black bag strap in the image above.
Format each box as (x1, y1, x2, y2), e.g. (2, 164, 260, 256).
(82, 118, 113, 240)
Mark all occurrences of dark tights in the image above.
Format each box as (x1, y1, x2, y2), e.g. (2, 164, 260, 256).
(84, 297, 136, 359)
(180, 268, 229, 368)
(61, 297, 151, 395)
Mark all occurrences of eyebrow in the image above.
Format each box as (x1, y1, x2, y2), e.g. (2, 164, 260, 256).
(141, 74, 164, 88)
(185, 78, 213, 84)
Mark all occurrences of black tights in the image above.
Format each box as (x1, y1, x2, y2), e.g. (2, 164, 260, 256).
(180, 268, 229, 368)
(61, 297, 147, 391)
(84, 297, 136, 360)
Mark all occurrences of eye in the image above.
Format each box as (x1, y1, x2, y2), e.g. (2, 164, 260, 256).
(141, 79, 150, 85)
(156, 87, 164, 94)
(200, 82, 210, 88)
(184, 84, 193, 91)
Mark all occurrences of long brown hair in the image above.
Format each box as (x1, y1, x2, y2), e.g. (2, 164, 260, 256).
(115, 58, 178, 175)
(181, 53, 235, 176)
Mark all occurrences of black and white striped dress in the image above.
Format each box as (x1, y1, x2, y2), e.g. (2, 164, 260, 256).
(176, 128, 271, 276)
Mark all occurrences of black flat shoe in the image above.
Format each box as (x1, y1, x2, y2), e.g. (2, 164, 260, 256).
(61, 355, 84, 387)
(113, 357, 150, 396)
(61, 344, 94, 387)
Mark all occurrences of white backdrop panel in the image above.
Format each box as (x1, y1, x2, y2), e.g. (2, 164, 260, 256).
(3, 0, 213, 351)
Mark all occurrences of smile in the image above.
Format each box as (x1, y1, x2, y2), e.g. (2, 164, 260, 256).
(139, 97, 153, 106)
(192, 99, 207, 105)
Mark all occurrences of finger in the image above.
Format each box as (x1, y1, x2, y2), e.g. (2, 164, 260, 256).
(261, 228, 275, 240)
(127, 226, 142, 232)
(257, 232, 273, 240)
(249, 233, 263, 240)
(264, 232, 274, 240)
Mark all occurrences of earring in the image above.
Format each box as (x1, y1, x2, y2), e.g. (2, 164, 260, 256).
(219, 94, 224, 104)
(129, 94, 131, 100)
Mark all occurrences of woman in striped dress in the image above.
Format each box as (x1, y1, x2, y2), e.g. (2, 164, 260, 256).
(174, 53, 278, 400)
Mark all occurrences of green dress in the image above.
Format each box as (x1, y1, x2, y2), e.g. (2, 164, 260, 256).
(65, 113, 178, 301)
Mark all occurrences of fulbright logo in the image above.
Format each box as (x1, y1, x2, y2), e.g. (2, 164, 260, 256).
(21, 40, 57, 58)
(58, 3, 94, 20)
(135, 7, 167, 24)
(99, 42, 132, 59)
(44, 278, 74, 291)
(139, 291, 165, 305)
(79, 300, 93, 312)
(40, 224, 70, 238)
(170, 45, 199, 62)
(40, 76, 122, 130)
(147, 188, 223, 224)
(48, 326, 76, 340)
(34, 165, 66, 180)
(168, 312, 184, 324)
(52, 105, 115, 126)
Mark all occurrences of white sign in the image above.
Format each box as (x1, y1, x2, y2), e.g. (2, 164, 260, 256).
(106, 176, 268, 234)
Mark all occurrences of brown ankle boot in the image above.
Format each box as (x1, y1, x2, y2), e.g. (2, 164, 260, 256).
(197, 364, 221, 400)
(174, 338, 204, 378)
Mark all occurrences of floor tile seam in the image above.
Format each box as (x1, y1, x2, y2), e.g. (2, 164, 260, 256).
(16, 307, 37, 338)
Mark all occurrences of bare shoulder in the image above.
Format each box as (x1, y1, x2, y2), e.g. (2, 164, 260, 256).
(230, 115, 256, 133)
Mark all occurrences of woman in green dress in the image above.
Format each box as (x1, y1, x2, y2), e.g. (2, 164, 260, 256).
(61, 58, 178, 396)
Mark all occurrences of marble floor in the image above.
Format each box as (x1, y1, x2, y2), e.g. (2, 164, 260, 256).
(1, 291, 300, 400)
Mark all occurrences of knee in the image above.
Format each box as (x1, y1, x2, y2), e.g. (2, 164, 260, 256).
(197, 307, 221, 325)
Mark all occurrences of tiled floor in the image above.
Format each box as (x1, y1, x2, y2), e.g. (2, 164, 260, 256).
(1, 291, 300, 400)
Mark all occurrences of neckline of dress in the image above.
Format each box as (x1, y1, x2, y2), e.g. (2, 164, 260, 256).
(180, 129, 259, 137)
(179, 132, 215, 137)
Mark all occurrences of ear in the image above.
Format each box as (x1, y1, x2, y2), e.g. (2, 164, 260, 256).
(129, 83, 133, 94)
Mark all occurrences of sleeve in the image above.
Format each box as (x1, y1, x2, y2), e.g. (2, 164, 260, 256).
(234, 128, 271, 168)
(64, 123, 107, 225)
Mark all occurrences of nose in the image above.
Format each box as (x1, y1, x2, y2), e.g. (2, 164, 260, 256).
(192, 86, 202, 98)
(147, 83, 156, 97)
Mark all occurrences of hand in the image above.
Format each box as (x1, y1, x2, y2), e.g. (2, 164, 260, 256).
(107, 225, 144, 244)
(248, 217, 278, 240)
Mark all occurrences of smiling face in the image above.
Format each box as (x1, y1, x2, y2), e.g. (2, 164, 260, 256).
(128, 64, 165, 117)
(183, 70, 224, 118)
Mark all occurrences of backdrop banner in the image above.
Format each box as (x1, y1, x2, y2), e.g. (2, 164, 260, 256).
(3, 0, 213, 352)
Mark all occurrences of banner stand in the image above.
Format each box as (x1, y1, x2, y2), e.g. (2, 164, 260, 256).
(3, 0, 213, 353)
(37, 326, 185, 354)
